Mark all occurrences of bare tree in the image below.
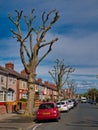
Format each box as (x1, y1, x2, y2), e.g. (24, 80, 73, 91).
(67, 79, 77, 98)
(49, 59, 75, 101)
(8, 9, 59, 115)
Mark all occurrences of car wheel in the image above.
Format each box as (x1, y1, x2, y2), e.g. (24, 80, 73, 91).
(67, 109, 69, 113)
(59, 115, 61, 119)
(56, 116, 60, 122)
(56, 118, 59, 122)
(36, 119, 40, 123)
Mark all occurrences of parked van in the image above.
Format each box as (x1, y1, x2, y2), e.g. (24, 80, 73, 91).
(81, 97, 87, 103)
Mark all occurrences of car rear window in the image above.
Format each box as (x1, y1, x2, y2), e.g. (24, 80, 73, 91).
(39, 103, 54, 109)
(57, 102, 65, 105)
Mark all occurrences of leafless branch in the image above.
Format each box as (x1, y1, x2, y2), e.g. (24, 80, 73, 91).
(49, 71, 57, 84)
(37, 38, 58, 65)
(38, 10, 59, 43)
(20, 43, 29, 71)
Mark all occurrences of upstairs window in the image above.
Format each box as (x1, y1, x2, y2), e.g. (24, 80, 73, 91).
(1, 76, 4, 84)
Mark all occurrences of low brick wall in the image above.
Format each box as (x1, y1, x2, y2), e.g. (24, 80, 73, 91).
(0, 103, 15, 114)
(0, 101, 27, 114)
(0, 100, 42, 114)
(0, 105, 6, 114)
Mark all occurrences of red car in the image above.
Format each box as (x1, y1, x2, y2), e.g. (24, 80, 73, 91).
(36, 102, 61, 122)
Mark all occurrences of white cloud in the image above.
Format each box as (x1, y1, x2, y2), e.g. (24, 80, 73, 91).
(43, 32, 98, 67)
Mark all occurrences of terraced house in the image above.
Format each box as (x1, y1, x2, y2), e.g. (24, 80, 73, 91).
(0, 62, 58, 114)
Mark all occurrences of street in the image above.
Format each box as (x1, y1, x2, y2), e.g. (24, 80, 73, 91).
(0, 114, 35, 130)
(33, 103, 98, 130)
(0, 103, 98, 130)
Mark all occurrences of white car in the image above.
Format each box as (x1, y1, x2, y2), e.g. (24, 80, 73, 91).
(56, 100, 69, 112)
(81, 97, 87, 103)
(67, 99, 74, 109)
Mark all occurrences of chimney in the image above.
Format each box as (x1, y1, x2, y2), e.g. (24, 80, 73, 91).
(5, 62, 14, 70)
(44, 81, 48, 85)
(37, 78, 42, 83)
(21, 69, 27, 76)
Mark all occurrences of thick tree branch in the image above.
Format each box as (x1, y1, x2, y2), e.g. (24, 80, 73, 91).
(39, 38, 58, 48)
(20, 43, 28, 72)
(10, 29, 31, 59)
(37, 43, 52, 65)
(9, 10, 32, 61)
(24, 9, 36, 54)
(23, 28, 36, 42)
(62, 68, 75, 86)
(42, 10, 56, 28)
(38, 10, 59, 44)
(37, 38, 58, 65)
(48, 71, 57, 84)
(15, 10, 23, 22)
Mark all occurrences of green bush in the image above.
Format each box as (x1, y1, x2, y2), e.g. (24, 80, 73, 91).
(20, 98, 27, 102)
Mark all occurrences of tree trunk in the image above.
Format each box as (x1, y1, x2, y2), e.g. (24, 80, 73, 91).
(57, 88, 61, 101)
(24, 73, 36, 115)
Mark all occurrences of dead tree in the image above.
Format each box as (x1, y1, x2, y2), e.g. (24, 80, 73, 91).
(8, 9, 59, 115)
(49, 59, 75, 101)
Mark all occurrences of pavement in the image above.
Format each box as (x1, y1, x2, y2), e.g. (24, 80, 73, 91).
(0, 111, 37, 130)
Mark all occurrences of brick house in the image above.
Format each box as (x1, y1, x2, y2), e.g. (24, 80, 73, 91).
(0, 63, 59, 114)
(0, 62, 76, 114)
(35, 79, 58, 101)
(0, 63, 28, 113)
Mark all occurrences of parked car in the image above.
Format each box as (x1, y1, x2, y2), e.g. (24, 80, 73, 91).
(81, 97, 87, 103)
(71, 99, 78, 107)
(67, 99, 74, 109)
(56, 100, 69, 112)
(36, 102, 61, 122)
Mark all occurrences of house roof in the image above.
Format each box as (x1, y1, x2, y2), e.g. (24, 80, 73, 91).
(0, 65, 27, 80)
(0, 63, 57, 91)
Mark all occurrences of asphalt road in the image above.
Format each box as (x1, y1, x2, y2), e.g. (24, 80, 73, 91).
(0, 114, 35, 130)
(33, 103, 98, 130)
(0, 103, 98, 130)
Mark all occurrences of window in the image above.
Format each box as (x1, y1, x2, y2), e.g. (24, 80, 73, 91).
(0, 92, 3, 101)
(8, 77, 13, 84)
(23, 82, 26, 89)
(1, 76, 4, 83)
(7, 91, 14, 101)
(0, 91, 6, 101)
(13, 78, 16, 85)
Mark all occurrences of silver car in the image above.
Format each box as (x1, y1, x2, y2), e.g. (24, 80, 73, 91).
(56, 100, 69, 112)
(67, 99, 74, 109)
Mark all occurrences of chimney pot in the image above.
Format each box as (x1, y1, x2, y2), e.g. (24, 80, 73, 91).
(5, 63, 14, 70)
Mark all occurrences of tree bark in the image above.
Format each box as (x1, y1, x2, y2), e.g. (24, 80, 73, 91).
(25, 73, 36, 115)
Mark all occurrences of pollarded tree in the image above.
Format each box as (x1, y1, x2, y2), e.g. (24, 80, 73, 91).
(67, 79, 77, 98)
(49, 59, 75, 101)
(8, 9, 59, 115)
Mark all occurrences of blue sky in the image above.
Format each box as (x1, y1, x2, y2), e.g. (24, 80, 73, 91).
(0, 0, 98, 93)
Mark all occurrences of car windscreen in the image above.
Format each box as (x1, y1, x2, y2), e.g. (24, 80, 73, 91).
(39, 103, 54, 109)
(57, 102, 65, 105)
